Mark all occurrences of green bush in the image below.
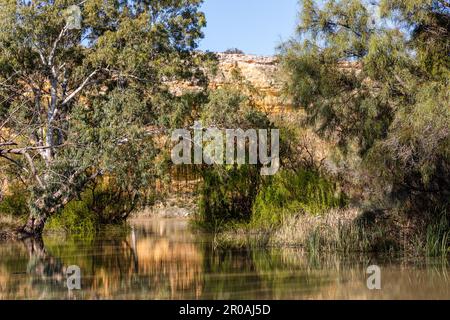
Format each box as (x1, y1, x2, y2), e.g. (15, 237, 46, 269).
(198, 165, 261, 231)
(251, 169, 347, 227)
(47, 179, 148, 235)
(46, 192, 98, 236)
(0, 184, 29, 217)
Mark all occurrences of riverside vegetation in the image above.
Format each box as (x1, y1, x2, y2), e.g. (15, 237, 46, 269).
(194, 0, 450, 257)
(0, 1, 449, 258)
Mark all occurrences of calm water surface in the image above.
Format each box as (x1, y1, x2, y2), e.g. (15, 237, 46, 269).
(0, 218, 449, 299)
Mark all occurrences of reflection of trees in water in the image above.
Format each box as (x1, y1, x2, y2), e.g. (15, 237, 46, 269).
(0, 238, 71, 299)
(1, 219, 449, 299)
(251, 249, 450, 299)
(24, 237, 65, 284)
(199, 247, 450, 299)
(0, 220, 205, 299)
(40, 232, 203, 299)
(199, 246, 330, 299)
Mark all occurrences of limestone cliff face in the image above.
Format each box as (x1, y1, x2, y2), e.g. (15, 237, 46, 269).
(209, 54, 360, 115)
(210, 53, 291, 114)
(168, 53, 291, 114)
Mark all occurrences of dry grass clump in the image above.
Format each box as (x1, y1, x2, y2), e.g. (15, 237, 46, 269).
(0, 214, 22, 231)
(0, 215, 23, 240)
(270, 208, 360, 249)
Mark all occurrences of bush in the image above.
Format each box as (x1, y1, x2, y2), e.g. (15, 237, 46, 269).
(0, 183, 29, 217)
(46, 195, 97, 236)
(251, 169, 347, 227)
(196, 85, 273, 231)
(198, 165, 261, 231)
(46, 176, 151, 234)
(224, 48, 244, 54)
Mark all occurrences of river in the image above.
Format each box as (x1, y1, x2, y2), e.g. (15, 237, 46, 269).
(0, 218, 449, 299)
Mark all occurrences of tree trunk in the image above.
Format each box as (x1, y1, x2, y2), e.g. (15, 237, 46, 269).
(21, 210, 48, 238)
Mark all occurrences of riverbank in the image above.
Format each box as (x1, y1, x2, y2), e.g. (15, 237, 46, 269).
(2, 201, 448, 258)
(212, 207, 450, 257)
(0, 194, 198, 240)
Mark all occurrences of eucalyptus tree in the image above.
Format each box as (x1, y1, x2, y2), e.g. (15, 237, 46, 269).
(280, 0, 449, 214)
(0, 0, 207, 236)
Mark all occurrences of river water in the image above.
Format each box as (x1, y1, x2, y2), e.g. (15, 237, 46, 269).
(0, 218, 449, 299)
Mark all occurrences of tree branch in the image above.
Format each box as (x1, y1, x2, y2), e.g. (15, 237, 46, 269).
(61, 70, 98, 105)
(0, 154, 28, 173)
(0, 142, 17, 147)
(49, 25, 68, 66)
(23, 152, 45, 189)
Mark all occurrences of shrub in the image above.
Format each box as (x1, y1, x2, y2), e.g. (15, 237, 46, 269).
(0, 183, 29, 217)
(47, 177, 150, 235)
(251, 169, 347, 227)
(198, 165, 261, 231)
(224, 48, 244, 54)
(46, 195, 97, 236)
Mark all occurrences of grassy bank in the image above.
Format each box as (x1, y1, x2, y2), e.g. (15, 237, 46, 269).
(212, 207, 450, 257)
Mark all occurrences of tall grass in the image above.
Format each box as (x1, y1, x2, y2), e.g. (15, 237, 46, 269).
(270, 208, 381, 253)
(214, 207, 450, 257)
(425, 212, 449, 257)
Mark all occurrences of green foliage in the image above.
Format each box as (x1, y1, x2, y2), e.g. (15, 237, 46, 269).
(88, 177, 154, 223)
(196, 83, 348, 231)
(46, 175, 154, 234)
(38, 174, 154, 236)
(0, 184, 29, 217)
(198, 165, 261, 231)
(196, 85, 273, 230)
(46, 194, 97, 236)
(252, 169, 347, 227)
(0, 0, 208, 232)
(201, 86, 270, 130)
(280, 0, 450, 214)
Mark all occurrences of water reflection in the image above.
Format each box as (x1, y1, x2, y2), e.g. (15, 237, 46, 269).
(0, 218, 449, 299)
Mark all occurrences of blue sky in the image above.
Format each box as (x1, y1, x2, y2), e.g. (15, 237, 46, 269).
(198, 0, 299, 56)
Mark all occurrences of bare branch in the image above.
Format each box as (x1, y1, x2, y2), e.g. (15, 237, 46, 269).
(61, 70, 98, 105)
(49, 25, 68, 66)
(0, 142, 17, 147)
(23, 152, 45, 189)
(32, 43, 47, 66)
(0, 144, 64, 155)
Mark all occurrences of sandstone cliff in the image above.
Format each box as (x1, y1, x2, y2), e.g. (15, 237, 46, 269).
(210, 53, 291, 114)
